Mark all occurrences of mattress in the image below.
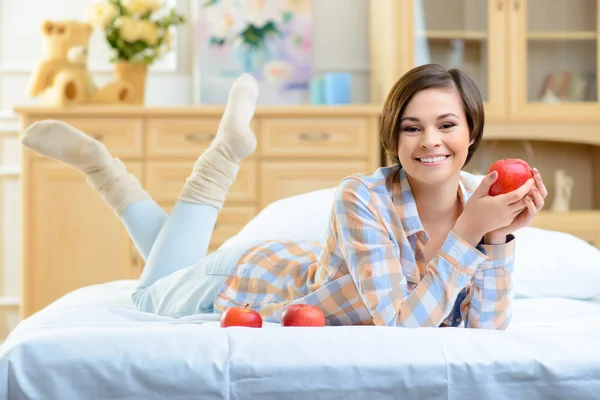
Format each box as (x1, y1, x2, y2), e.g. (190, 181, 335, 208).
(1, 280, 600, 400)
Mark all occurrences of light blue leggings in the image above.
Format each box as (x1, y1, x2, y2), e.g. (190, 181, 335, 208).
(122, 199, 250, 317)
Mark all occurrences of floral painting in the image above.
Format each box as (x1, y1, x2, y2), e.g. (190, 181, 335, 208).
(195, 0, 314, 104)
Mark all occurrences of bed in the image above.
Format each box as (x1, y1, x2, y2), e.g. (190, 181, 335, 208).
(2, 187, 600, 399)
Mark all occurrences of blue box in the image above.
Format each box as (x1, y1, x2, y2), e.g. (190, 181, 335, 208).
(323, 73, 352, 105)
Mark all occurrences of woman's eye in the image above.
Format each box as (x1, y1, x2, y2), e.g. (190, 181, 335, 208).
(402, 126, 420, 133)
(440, 123, 455, 130)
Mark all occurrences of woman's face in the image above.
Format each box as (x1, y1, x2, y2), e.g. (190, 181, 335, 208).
(397, 87, 473, 186)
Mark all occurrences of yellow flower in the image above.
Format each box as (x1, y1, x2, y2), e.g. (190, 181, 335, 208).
(87, 1, 118, 29)
(115, 16, 158, 45)
(121, 0, 163, 15)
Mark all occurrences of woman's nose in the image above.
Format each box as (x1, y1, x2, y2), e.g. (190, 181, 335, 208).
(419, 129, 442, 149)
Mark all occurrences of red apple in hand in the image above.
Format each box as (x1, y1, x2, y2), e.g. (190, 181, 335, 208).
(281, 304, 326, 327)
(220, 305, 263, 328)
(486, 158, 534, 196)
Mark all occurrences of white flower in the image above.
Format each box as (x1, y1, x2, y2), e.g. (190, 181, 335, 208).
(115, 16, 158, 45)
(140, 20, 158, 45)
(121, 0, 163, 15)
(87, 1, 118, 29)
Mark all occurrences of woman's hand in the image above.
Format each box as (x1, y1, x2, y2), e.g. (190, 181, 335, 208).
(484, 168, 548, 244)
(454, 170, 536, 247)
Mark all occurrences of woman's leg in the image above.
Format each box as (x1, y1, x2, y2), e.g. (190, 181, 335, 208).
(19, 73, 258, 269)
(20, 119, 166, 261)
(136, 73, 259, 288)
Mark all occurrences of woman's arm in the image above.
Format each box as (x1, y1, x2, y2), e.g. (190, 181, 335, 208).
(332, 178, 489, 328)
(459, 236, 516, 329)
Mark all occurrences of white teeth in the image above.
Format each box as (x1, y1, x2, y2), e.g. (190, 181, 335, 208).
(419, 156, 447, 163)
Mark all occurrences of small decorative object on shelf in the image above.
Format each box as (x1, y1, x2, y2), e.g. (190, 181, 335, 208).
(87, 0, 185, 104)
(551, 169, 575, 212)
(26, 20, 133, 107)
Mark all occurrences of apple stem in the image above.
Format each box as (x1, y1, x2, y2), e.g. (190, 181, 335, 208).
(244, 304, 249, 310)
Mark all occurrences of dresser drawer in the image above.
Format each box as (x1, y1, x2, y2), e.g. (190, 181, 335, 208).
(146, 160, 257, 203)
(259, 160, 369, 208)
(209, 205, 257, 251)
(25, 117, 143, 158)
(147, 118, 258, 158)
(259, 117, 370, 158)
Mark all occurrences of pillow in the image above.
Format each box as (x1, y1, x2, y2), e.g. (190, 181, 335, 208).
(219, 187, 600, 301)
(512, 227, 600, 301)
(218, 187, 337, 250)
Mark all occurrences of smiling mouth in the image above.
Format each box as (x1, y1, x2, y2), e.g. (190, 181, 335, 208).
(416, 155, 450, 164)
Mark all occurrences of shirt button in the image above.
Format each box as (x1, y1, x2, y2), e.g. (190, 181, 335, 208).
(364, 267, 373, 277)
(475, 286, 481, 293)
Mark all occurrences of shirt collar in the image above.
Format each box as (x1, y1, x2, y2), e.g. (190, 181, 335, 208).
(393, 167, 469, 238)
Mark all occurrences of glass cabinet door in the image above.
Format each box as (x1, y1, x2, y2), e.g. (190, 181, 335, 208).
(403, 0, 507, 119)
(509, 0, 599, 120)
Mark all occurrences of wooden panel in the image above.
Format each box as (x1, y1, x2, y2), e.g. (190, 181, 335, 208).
(146, 160, 257, 203)
(260, 118, 371, 158)
(594, 147, 600, 209)
(259, 161, 369, 208)
(147, 118, 258, 158)
(22, 117, 143, 158)
(24, 161, 142, 317)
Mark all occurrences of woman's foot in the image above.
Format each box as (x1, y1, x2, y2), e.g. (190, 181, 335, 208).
(179, 74, 259, 209)
(209, 73, 259, 163)
(21, 120, 149, 215)
(21, 119, 113, 173)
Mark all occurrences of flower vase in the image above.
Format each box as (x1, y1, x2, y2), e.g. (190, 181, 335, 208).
(235, 45, 272, 74)
(114, 61, 148, 104)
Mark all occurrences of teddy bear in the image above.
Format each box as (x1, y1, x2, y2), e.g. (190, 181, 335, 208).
(26, 20, 133, 106)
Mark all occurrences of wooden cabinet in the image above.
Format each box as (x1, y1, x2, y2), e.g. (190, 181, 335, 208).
(370, 0, 600, 122)
(25, 161, 143, 315)
(16, 105, 381, 318)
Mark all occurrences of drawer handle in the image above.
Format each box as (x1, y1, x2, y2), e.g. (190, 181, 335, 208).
(92, 134, 104, 141)
(185, 133, 215, 142)
(297, 132, 331, 142)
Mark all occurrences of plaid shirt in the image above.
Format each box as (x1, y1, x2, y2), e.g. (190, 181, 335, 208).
(215, 165, 516, 328)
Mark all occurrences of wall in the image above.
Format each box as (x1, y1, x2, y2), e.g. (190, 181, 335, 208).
(0, 0, 370, 338)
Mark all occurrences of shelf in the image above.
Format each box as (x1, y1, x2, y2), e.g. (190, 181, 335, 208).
(0, 297, 20, 308)
(417, 30, 487, 41)
(0, 166, 20, 177)
(527, 31, 597, 41)
(531, 210, 600, 247)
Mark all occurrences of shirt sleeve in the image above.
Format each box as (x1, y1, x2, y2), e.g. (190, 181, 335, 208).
(459, 235, 516, 329)
(332, 178, 489, 328)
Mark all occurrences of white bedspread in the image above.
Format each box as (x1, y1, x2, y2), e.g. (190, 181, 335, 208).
(1, 280, 600, 399)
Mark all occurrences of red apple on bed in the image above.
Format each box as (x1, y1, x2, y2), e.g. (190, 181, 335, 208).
(281, 304, 326, 327)
(487, 158, 534, 196)
(220, 305, 263, 328)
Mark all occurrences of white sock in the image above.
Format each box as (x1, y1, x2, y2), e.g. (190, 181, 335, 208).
(179, 73, 259, 208)
(208, 73, 259, 163)
(21, 120, 150, 215)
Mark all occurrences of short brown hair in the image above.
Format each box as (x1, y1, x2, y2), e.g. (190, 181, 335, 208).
(380, 63, 484, 167)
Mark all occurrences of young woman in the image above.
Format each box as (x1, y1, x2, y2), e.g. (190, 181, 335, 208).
(21, 64, 547, 329)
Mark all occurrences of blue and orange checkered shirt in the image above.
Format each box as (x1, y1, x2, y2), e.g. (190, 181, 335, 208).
(215, 165, 515, 329)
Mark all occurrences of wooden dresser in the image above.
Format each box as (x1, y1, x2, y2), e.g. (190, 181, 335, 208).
(14, 105, 382, 318)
